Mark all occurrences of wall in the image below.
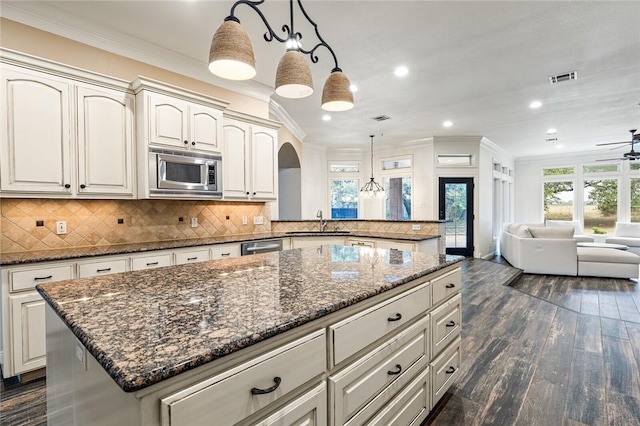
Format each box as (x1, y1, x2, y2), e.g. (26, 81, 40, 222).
(301, 143, 328, 219)
(1, 199, 269, 253)
(278, 169, 301, 220)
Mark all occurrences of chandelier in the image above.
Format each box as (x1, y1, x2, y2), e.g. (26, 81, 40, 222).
(360, 135, 385, 199)
(208, 0, 355, 111)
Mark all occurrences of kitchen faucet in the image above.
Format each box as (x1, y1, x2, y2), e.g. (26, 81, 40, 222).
(316, 209, 328, 232)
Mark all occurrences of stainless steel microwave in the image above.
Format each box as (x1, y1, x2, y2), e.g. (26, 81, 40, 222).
(149, 148, 222, 198)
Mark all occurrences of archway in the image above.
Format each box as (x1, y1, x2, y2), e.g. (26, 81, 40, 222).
(278, 142, 301, 220)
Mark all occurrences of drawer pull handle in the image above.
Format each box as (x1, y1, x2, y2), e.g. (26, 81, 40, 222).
(445, 366, 456, 374)
(387, 364, 402, 375)
(146, 262, 159, 266)
(446, 321, 456, 327)
(251, 377, 282, 395)
(387, 313, 402, 322)
(221, 253, 231, 256)
(187, 257, 198, 261)
(445, 283, 456, 289)
(34, 275, 53, 281)
(96, 268, 111, 273)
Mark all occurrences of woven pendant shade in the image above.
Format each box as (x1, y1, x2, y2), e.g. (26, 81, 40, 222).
(275, 51, 314, 99)
(321, 70, 354, 111)
(208, 20, 256, 80)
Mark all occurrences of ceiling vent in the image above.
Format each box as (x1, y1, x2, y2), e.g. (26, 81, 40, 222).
(549, 71, 578, 84)
(545, 137, 558, 142)
(371, 115, 391, 122)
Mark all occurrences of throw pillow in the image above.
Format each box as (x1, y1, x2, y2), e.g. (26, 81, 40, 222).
(528, 226, 574, 239)
(615, 222, 640, 238)
(545, 220, 584, 235)
(514, 224, 532, 238)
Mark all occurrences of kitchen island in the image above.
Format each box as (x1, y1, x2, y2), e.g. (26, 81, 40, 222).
(38, 245, 463, 426)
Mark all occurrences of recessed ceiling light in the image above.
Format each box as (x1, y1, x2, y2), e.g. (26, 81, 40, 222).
(546, 128, 557, 134)
(394, 66, 409, 77)
(349, 84, 358, 93)
(443, 120, 453, 128)
(556, 144, 563, 149)
(322, 114, 331, 121)
(529, 100, 543, 109)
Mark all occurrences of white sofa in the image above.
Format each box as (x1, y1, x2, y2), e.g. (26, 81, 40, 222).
(501, 223, 640, 278)
(605, 222, 640, 256)
(545, 220, 595, 243)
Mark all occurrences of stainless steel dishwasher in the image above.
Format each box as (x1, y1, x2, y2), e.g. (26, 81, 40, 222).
(240, 239, 283, 255)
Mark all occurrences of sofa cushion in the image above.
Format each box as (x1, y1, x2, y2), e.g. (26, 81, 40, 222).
(605, 237, 640, 248)
(528, 226, 574, 239)
(512, 224, 531, 238)
(507, 223, 521, 234)
(546, 220, 585, 235)
(577, 247, 640, 265)
(614, 222, 640, 238)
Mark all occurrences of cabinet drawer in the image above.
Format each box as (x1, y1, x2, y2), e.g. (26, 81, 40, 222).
(210, 244, 240, 260)
(161, 330, 325, 426)
(9, 264, 73, 292)
(432, 268, 461, 307)
(375, 241, 415, 252)
(175, 249, 209, 265)
(431, 337, 461, 403)
(78, 258, 127, 278)
(431, 294, 461, 358)
(331, 316, 429, 426)
(251, 382, 327, 426)
(131, 253, 172, 271)
(365, 367, 430, 426)
(331, 282, 430, 366)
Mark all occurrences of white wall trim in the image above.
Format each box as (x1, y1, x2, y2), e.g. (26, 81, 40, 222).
(269, 100, 306, 142)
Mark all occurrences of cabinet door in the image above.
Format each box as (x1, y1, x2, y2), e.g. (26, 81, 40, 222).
(76, 86, 135, 196)
(348, 238, 376, 248)
(147, 92, 188, 149)
(251, 126, 277, 200)
(190, 104, 222, 153)
(252, 383, 327, 426)
(223, 120, 250, 199)
(1, 67, 72, 193)
(10, 292, 46, 375)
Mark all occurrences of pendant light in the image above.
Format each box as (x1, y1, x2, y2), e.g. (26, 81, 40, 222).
(208, 0, 354, 111)
(360, 135, 385, 199)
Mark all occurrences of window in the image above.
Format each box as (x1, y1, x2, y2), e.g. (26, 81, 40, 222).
(437, 154, 473, 166)
(382, 158, 412, 170)
(583, 164, 619, 174)
(631, 178, 640, 222)
(544, 181, 574, 221)
(384, 176, 411, 220)
(631, 163, 640, 172)
(330, 179, 359, 219)
(583, 179, 618, 233)
(329, 162, 359, 173)
(543, 166, 574, 176)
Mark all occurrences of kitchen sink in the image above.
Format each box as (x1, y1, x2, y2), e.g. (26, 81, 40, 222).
(285, 231, 351, 235)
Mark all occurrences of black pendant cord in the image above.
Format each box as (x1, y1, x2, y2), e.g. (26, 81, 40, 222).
(226, 0, 341, 71)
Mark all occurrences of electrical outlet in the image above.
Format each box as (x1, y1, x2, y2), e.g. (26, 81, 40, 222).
(242, 215, 248, 225)
(253, 216, 264, 225)
(412, 224, 421, 231)
(56, 221, 67, 235)
(75, 339, 87, 370)
(191, 217, 198, 228)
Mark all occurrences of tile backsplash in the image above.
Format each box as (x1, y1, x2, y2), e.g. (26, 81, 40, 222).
(1, 199, 270, 253)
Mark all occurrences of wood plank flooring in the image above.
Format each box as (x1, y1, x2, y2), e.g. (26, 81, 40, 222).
(2, 258, 639, 426)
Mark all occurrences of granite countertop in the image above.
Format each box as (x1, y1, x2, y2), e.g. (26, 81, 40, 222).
(0, 232, 440, 266)
(37, 246, 463, 392)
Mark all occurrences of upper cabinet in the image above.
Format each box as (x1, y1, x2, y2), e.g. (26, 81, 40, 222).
(145, 92, 223, 153)
(223, 114, 279, 201)
(0, 52, 135, 198)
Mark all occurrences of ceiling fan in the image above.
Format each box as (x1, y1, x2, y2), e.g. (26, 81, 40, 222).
(596, 129, 640, 161)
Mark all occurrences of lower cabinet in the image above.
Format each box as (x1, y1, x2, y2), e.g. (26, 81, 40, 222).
(9, 292, 46, 374)
(252, 383, 327, 426)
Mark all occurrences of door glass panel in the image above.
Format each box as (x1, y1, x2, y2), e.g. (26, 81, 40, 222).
(444, 183, 467, 249)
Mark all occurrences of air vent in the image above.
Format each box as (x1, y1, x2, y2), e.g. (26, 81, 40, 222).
(549, 71, 578, 84)
(371, 115, 391, 122)
(545, 137, 558, 142)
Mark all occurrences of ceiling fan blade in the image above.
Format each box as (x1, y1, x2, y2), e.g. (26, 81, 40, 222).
(596, 141, 630, 146)
(596, 158, 628, 161)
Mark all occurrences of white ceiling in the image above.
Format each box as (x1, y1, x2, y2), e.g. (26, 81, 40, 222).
(3, 0, 640, 159)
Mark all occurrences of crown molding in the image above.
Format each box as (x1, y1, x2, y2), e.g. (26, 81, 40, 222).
(269, 100, 307, 142)
(1, 1, 274, 102)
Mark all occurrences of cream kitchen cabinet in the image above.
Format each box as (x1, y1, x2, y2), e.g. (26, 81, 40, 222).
(210, 243, 241, 260)
(142, 91, 223, 153)
(223, 115, 279, 201)
(291, 236, 347, 249)
(1, 260, 74, 378)
(0, 52, 135, 198)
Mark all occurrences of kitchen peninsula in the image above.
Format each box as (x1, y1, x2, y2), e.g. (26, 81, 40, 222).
(37, 245, 463, 426)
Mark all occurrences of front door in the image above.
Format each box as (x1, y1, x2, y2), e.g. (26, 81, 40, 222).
(439, 177, 474, 256)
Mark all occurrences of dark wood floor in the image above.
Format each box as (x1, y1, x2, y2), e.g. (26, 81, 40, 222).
(2, 258, 639, 426)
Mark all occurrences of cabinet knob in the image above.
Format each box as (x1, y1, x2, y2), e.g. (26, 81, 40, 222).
(445, 283, 456, 289)
(253, 192, 256, 196)
(80, 184, 86, 189)
(184, 140, 189, 145)
(64, 184, 71, 189)
(387, 313, 402, 322)
(251, 377, 282, 395)
(445, 366, 457, 374)
(191, 141, 196, 146)
(387, 364, 402, 375)
(246, 192, 250, 195)
(446, 321, 456, 327)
